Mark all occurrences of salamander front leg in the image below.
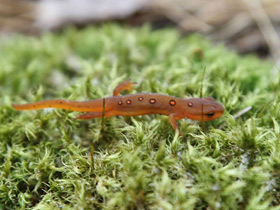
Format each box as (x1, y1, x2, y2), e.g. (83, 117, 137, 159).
(113, 80, 136, 96)
(169, 114, 182, 136)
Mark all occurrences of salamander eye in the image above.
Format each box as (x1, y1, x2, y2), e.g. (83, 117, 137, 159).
(207, 112, 215, 118)
(188, 102, 193, 107)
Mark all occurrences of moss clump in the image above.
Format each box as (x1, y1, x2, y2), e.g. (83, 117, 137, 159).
(0, 24, 279, 209)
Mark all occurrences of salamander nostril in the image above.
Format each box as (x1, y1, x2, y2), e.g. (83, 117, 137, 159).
(207, 112, 215, 118)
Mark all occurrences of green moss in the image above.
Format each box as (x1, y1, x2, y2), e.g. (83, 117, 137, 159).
(0, 24, 280, 209)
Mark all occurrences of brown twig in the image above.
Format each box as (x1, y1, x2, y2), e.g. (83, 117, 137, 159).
(242, 0, 280, 60)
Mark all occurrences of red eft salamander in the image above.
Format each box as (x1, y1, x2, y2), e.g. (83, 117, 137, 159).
(12, 81, 224, 135)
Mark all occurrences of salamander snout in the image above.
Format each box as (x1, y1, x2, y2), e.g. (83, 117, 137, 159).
(185, 97, 225, 121)
(204, 100, 225, 121)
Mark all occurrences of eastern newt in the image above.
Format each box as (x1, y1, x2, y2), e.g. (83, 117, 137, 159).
(12, 81, 224, 135)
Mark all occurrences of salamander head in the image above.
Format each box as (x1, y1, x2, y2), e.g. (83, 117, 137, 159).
(184, 97, 224, 121)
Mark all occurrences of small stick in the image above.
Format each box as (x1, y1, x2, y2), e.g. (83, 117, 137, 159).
(218, 106, 251, 130)
(101, 98, 106, 132)
(233, 106, 252, 119)
(200, 67, 206, 132)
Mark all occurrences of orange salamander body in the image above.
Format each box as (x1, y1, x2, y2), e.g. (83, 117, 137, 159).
(12, 81, 224, 135)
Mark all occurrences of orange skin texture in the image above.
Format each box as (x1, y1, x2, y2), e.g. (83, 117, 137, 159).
(12, 81, 225, 135)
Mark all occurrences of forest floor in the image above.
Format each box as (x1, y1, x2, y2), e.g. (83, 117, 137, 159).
(0, 24, 279, 210)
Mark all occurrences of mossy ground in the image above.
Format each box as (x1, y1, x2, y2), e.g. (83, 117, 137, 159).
(0, 24, 280, 210)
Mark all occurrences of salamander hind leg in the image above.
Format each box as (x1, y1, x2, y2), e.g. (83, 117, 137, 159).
(75, 112, 103, 120)
(75, 111, 116, 120)
(113, 80, 136, 96)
